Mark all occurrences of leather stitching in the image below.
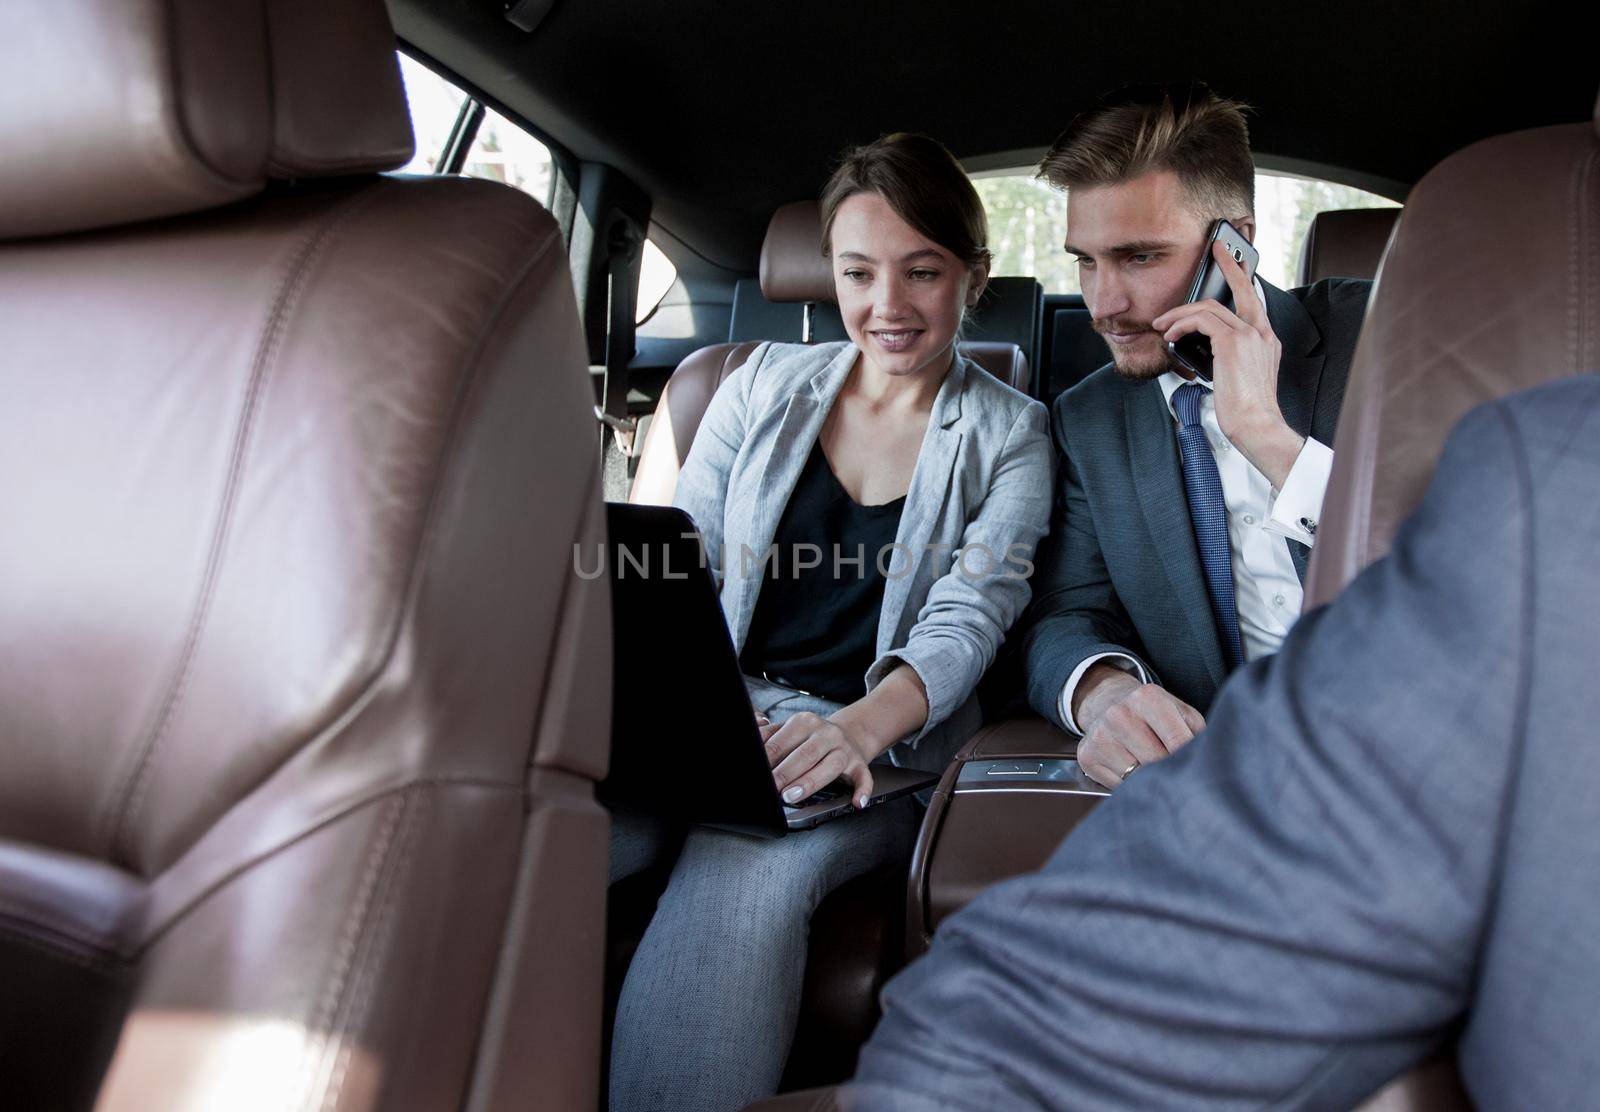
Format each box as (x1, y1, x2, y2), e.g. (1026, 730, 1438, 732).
(289, 792, 405, 1112)
(319, 788, 426, 1111)
(149, 193, 563, 869)
(1573, 147, 1598, 372)
(321, 208, 568, 787)
(385, 214, 567, 630)
(1569, 150, 1583, 375)
(104, 185, 385, 870)
(140, 775, 513, 954)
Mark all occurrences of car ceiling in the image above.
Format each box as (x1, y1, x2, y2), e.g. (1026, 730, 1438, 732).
(390, 0, 1596, 273)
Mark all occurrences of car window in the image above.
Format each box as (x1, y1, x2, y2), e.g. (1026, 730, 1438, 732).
(460, 106, 554, 202)
(1250, 171, 1400, 288)
(395, 52, 553, 207)
(394, 52, 673, 321)
(637, 239, 678, 325)
(395, 54, 464, 175)
(975, 170, 1399, 294)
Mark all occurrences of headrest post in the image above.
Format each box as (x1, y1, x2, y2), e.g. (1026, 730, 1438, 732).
(802, 303, 815, 344)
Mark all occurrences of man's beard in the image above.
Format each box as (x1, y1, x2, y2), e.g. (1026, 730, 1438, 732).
(1094, 318, 1172, 381)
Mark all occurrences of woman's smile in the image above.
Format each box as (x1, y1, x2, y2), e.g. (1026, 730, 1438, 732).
(869, 327, 924, 352)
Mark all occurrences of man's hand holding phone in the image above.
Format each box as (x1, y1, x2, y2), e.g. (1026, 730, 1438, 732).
(1154, 240, 1305, 490)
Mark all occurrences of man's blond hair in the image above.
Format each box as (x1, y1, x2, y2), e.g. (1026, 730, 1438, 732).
(1037, 83, 1255, 222)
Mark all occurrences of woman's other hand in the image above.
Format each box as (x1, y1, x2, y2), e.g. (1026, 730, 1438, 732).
(765, 712, 876, 810)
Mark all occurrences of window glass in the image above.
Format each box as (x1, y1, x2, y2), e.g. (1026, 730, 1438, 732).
(975, 170, 1399, 294)
(460, 107, 553, 204)
(972, 174, 1076, 293)
(396, 53, 464, 174)
(637, 239, 678, 325)
(395, 52, 666, 323)
(1250, 172, 1399, 288)
(395, 53, 553, 206)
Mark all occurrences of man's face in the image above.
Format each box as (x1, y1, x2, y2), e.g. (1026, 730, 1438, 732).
(1065, 170, 1214, 380)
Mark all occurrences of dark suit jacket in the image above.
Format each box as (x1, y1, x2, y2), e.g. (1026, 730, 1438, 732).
(851, 373, 1600, 1110)
(1022, 277, 1371, 725)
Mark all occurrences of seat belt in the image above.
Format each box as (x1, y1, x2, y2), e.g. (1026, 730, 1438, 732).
(595, 212, 642, 502)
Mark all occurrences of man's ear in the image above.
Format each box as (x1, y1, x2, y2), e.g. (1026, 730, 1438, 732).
(966, 260, 991, 307)
(1234, 217, 1257, 245)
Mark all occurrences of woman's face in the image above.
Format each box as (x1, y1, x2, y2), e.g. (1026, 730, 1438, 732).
(829, 191, 986, 380)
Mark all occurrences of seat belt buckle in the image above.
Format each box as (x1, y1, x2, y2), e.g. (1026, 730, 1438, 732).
(594, 405, 639, 456)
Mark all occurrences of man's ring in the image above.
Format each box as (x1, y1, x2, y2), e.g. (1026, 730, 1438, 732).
(1120, 759, 1141, 780)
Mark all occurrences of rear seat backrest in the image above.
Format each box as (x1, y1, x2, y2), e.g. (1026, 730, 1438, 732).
(630, 340, 764, 504)
(1306, 111, 1600, 606)
(1297, 207, 1401, 285)
(631, 202, 1035, 505)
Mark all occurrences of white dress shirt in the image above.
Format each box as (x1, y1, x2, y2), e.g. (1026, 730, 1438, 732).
(1057, 364, 1333, 733)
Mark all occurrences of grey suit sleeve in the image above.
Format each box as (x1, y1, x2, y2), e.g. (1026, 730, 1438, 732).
(670, 342, 771, 591)
(1021, 400, 1155, 731)
(868, 401, 1055, 740)
(851, 398, 1534, 1109)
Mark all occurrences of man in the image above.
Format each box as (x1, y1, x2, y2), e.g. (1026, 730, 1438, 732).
(844, 373, 1600, 1108)
(1019, 84, 1371, 788)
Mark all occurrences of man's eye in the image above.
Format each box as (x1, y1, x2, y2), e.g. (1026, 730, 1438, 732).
(1075, 257, 1095, 270)
(1129, 254, 1156, 265)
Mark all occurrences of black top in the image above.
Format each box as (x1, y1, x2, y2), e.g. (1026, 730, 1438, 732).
(739, 440, 906, 704)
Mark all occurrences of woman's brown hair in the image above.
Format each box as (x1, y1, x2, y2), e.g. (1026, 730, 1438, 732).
(819, 132, 991, 268)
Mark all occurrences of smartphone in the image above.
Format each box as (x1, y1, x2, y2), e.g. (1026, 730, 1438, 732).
(1166, 219, 1259, 382)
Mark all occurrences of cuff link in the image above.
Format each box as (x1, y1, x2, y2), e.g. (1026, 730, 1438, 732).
(1298, 516, 1318, 536)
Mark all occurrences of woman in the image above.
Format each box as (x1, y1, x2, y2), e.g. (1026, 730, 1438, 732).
(608, 133, 1053, 1111)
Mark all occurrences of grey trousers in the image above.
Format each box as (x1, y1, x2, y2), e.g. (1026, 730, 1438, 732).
(606, 676, 920, 1112)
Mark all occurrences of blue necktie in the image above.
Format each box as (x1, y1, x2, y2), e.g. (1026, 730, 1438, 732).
(1173, 382, 1244, 668)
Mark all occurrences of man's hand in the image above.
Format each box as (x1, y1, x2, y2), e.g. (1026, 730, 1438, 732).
(765, 712, 876, 809)
(1072, 663, 1206, 788)
(1153, 240, 1304, 489)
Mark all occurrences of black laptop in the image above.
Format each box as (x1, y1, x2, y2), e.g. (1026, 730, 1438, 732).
(600, 503, 939, 837)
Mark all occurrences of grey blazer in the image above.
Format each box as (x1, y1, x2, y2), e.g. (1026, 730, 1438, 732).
(850, 375, 1600, 1109)
(673, 340, 1053, 767)
(1022, 278, 1372, 724)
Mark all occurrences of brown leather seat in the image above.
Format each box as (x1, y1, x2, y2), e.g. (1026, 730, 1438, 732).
(1297, 207, 1402, 285)
(0, 3, 608, 1110)
(1290, 85, 1600, 1112)
(630, 202, 1031, 505)
(1307, 100, 1600, 606)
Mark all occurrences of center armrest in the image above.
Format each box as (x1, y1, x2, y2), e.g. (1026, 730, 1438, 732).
(905, 714, 1107, 958)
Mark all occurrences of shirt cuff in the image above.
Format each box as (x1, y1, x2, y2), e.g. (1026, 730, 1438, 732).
(1058, 652, 1150, 735)
(1266, 437, 1333, 546)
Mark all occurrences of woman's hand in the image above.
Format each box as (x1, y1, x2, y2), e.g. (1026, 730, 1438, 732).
(764, 712, 876, 810)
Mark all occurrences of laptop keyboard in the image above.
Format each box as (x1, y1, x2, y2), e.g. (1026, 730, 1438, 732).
(785, 782, 847, 809)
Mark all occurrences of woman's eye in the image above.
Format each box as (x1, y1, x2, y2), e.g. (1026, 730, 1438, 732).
(842, 269, 869, 282)
(908, 269, 939, 281)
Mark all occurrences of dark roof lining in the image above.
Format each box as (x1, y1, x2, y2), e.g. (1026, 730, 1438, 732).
(392, 0, 1594, 272)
